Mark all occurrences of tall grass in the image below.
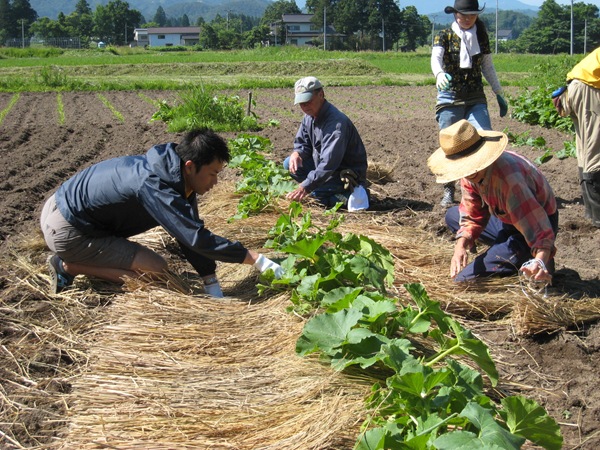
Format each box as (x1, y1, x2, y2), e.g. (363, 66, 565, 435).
(151, 84, 261, 132)
(0, 46, 585, 92)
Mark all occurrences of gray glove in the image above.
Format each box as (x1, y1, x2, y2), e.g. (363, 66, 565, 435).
(436, 72, 452, 91)
(254, 254, 284, 279)
(340, 169, 359, 191)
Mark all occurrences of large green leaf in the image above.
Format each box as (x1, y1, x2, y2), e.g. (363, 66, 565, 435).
(501, 396, 563, 450)
(321, 286, 363, 311)
(281, 235, 327, 260)
(295, 308, 363, 356)
(355, 427, 386, 450)
(434, 402, 526, 449)
(332, 328, 390, 370)
(379, 339, 415, 373)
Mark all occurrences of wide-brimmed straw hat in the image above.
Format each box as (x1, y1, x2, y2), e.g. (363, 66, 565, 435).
(427, 119, 507, 183)
(445, 0, 486, 14)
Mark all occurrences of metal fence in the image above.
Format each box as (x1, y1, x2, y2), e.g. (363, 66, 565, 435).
(5, 37, 81, 49)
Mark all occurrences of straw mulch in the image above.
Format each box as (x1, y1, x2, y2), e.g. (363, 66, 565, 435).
(57, 289, 369, 449)
(5, 180, 600, 449)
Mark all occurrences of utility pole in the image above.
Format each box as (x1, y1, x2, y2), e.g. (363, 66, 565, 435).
(495, 0, 498, 54)
(431, 15, 437, 47)
(226, 9, 233, 29)
(382, 17, 385, 52)
(323, 7, 326, 50)
(584, 18, 587, 54)
(19, 19, 25, 48)
(570, 0, 574, 55)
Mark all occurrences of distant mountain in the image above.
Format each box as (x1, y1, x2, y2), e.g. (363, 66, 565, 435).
(29, 0, 272, 22)
(405, 0, 540, 24)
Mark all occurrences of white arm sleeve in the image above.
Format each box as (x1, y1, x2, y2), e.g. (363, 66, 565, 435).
(481, 53, 503, 95)
(431, 46, 445, 78)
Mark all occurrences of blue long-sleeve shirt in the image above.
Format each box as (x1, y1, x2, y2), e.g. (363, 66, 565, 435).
(293, 101, 368, 192)
(55, 143, 248, 274)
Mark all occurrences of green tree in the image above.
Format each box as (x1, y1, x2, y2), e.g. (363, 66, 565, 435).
(199, 23, 218, 48)
(0, 0, 13, 44)
(12, 0, 37, 24)
(261, 0, 301, 45)
(12, 0, 38, 39)
(66, 0, 94, 44)
(397, 5, 428, 51)
(181, 13, 190, 27)
(480, 10, 533, 40)
(244, 24, 271, 48)
(514, 0, 599, 53)
(261, 0, 301, 25)
(75, 0, 92, 15)
(334, 0, 369, 35)
(93, 0, 143, 45)
(29, 16, 67, 39)
(153, 6, 167, 26)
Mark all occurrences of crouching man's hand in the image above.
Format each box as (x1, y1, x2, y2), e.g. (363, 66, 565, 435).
(286, 185, 309, 201)
(253, 254, 284, 279)
(245, 250, 284, 279)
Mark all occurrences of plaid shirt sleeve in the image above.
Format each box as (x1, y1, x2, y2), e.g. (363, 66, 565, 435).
(457, 179, 490, 243)
(457, 152, 557, 254)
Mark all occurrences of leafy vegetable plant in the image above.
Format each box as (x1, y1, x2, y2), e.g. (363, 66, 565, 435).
(260, 203, 562, 449)
(227, 134, 295, 220)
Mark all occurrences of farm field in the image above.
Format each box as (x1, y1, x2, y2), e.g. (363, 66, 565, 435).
(1, 86, 600, 449)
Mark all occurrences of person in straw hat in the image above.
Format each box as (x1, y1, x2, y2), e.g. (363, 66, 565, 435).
(284, 76, 369, 211)
(40, 129, 283, 297)
(427, 119, 559, 282)
(431, 0, 508, 208)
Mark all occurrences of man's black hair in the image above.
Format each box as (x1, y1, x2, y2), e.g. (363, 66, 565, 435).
(175, 128, 230, 168)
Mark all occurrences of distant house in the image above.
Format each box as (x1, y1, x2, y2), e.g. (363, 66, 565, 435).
(134, 27, 201, 47)
(270, 14, 341, 47)
(133, 28, 148, 47)
(497, 29, 514, 41)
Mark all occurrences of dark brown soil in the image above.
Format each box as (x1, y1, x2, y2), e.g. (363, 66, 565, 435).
(1, 87, 599, 449)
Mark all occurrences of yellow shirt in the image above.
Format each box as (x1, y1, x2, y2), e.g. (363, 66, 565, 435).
(567, 47, 600, 89)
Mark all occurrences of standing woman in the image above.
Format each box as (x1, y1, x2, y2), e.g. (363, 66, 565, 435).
(431, 0, 508, 207)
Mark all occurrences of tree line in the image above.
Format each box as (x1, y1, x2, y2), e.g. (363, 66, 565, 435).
(0, 0, 598, 53)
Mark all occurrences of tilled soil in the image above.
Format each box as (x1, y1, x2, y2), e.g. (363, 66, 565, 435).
(0, 86, 599, 448)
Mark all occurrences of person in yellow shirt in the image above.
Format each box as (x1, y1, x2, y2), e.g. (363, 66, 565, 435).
(553, 47, 600, 227)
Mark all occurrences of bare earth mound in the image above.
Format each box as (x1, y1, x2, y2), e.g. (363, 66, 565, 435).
(1, 87, 599, 449)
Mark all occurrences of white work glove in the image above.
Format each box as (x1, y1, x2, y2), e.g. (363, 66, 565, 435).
(436, 72, 452, 91)
(203, 278, 224, 298)
(254, 254, 284, 279)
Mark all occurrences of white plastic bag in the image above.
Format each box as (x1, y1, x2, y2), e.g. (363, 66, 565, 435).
(348, 185, 369, 211)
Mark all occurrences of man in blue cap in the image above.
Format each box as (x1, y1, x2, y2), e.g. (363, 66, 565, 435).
(284, 76, 369, 210)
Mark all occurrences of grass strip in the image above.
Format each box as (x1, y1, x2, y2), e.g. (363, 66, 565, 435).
(96, 93, 124, 122)
(0, 93, 20, 125)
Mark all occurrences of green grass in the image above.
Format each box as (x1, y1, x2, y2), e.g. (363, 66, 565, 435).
(0, 93, 20, 124)
(56, 92, 65, 125)
(0, 46, 586, 92)
(97, 93, 124, 122)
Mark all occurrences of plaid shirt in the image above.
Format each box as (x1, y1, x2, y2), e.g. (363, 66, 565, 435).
(457, 151, 557, 254)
